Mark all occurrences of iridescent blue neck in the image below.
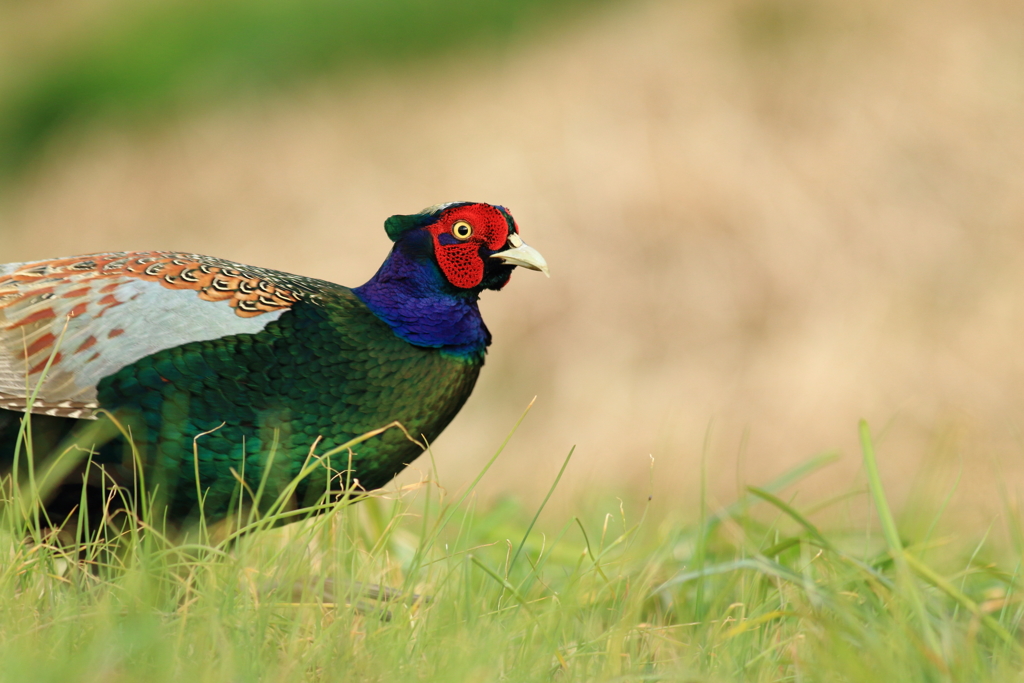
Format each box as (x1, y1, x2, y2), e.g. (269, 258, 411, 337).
(352, 244, 490, 359)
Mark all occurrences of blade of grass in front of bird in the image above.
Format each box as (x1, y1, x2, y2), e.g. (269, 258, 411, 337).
(573, 516, 609, 582)
(802, 488, 867, 517)
(673, 450, 840, 549)
(409, 435, 439, 578)
(594, 522, 644, 563)
(436, 396, 535, 537)
(951, 519, 996, 623)
(470, 552, 565, 660)
(746, 486, 835, 552)
(192, 421, 226, 544)
(654, 557, 807, 594)
(269, 423, 410, 516)
(860, 420, 944, 662)
(742, 483, 896, 593)
(694, 420, 712, 620)
(219, 421, 411, 543)
(760, 536, 802, 557)
(902, 552, 1023, 653)
(517, 517, 575, 595)
(13, 317, 72, 537)
(920, 461, 962, 562)
(405, 397, 536, 568)
(508, 445, 574, 575)
(248, 427, 281, 526)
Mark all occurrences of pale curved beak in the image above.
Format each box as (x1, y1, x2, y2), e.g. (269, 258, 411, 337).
(490, 233, 549, 277)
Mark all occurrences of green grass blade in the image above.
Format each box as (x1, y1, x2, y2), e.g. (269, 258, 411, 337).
(676, 450, 840, 548)
(434, 397, 535, 537)
(860, 420, 944, 662)
(508, 445, 574, 574)
(903, 553, 1023, 653)
(747, 486, 835, 552)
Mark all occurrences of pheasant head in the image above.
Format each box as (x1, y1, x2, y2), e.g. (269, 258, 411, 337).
(383, 202, 548, 292)
(353, 202, 547, 353)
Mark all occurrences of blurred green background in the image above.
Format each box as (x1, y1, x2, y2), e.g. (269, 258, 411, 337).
(0, 0, 608, 176)
(2, 0, 1024, 530)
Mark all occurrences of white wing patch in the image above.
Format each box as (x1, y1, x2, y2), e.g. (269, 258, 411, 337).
(0, 259, 288, 418)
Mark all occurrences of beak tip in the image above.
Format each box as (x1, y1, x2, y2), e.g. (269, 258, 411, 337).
(491, 241, 549, 278)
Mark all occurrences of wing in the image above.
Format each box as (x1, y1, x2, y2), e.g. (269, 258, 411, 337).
(0, 252, 325, 418)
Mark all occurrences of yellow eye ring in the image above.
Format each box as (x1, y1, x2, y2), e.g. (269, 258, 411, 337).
(451, 220, 473, 240)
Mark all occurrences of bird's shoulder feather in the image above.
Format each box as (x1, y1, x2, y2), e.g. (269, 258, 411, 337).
(0, 251, 341, 418)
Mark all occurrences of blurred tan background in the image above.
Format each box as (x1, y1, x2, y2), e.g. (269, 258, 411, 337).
(3, 0, 1024, 527)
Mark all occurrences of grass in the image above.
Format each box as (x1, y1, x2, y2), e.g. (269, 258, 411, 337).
(3, 411, 1024, 682)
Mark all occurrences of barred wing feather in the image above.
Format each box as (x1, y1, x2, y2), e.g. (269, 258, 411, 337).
(0, 252, 320, 418)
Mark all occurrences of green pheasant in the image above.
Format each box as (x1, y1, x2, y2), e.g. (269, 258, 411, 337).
(0, 202, 547, 526)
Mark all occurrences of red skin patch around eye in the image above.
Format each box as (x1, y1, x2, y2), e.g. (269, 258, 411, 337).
(437, 244, 485, 289)
(428, 204, 510, 289)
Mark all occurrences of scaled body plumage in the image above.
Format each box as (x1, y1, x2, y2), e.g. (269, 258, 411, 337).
(0, 202, 547, 525)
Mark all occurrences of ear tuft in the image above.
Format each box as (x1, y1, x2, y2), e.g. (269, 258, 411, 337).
(384, 213, 425, 242)
(384, 203, 474, 242)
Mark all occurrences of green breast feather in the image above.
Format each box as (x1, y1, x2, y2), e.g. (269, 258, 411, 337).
(99, 291, 482, 518)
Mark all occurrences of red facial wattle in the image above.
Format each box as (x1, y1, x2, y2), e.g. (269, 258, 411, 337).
(428, 204, 511, 289)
